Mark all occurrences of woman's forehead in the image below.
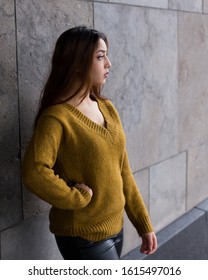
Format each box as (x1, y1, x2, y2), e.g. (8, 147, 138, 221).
(96, 38, 108, 51)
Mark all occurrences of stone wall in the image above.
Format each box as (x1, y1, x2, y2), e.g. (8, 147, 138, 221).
(1, 0, 208, 259)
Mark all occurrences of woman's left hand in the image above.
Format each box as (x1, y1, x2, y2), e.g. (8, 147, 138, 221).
(140, 232, 157, 255)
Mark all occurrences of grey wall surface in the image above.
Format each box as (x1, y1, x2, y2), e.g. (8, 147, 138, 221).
(1, 0, 208, 259)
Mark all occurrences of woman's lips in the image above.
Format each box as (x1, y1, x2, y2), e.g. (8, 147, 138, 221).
(104, 72, 109, 78)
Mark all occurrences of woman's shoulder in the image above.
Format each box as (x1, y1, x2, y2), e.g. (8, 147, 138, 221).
(34, 104, 72, 130)
(41, 103, 71, 120)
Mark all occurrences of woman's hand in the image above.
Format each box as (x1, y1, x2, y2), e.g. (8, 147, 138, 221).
(75, 183, 93, 197)
(140, 232, 157, 255)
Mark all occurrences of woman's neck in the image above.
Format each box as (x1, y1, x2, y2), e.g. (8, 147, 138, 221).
(67, 91, 91, 107)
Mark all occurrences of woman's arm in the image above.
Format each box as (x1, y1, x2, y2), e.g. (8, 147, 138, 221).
(121, 149, 154, 236)
(22, 115, 92, 210)
(121, 150, 157, 254)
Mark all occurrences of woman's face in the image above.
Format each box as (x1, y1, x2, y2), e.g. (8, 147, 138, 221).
(90, 38, 111, 87)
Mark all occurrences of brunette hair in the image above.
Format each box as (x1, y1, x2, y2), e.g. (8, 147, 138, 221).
(34, 26, 108, 126)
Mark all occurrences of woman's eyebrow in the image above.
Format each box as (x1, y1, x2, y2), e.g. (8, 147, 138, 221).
(96, 49, 107, 53)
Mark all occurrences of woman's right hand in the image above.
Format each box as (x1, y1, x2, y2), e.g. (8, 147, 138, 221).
(75, 183, 93, 197)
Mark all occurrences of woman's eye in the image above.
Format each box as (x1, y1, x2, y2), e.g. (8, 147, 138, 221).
(98, 55, 105, 60)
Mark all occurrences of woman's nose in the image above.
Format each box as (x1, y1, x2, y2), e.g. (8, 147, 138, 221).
(106, 56, 112, 68)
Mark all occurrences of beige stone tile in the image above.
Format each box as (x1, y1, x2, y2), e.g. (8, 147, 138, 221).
(169, 0, 202, 13)
(178, 12, 208, 151)
(187, 141, 208, 210)
(149, 152, 186, 232)
(203, 0, 208, 13)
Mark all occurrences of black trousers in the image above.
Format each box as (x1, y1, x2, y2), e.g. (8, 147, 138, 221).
(55, 229, 123, 260)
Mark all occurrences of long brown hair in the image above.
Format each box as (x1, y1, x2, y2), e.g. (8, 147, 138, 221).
(34, 26, 108, 126)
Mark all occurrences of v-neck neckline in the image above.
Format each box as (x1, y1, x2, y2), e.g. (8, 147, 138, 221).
(62, 96, 118, 141)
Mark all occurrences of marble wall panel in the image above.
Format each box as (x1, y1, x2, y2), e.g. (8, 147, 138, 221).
(123, 212, 140, 257)
(0, 0, 22, 230)
(122, 168, 149, 256)
(187, 141, 208, 211)
(94, 3, 178, 172)
(1, 212, 62, 259)
(23, 189, 50, 219)
(169, 0, 202, 13)
(108, 0, 168, 9)
(16, 0, 93, 219)
(178, 13, 208, 151)
(203, 0, 208, 13)
(149, 152, 186, 232)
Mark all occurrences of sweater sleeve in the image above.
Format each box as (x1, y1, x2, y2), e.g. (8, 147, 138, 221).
(22, 115, 92, 210)
(121, 149, 154, 236)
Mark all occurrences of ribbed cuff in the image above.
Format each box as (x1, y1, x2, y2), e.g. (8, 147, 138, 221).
(136, 215, 154, 236)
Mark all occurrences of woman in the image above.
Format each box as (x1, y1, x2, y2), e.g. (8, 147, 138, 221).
(22, 26, 157, 260)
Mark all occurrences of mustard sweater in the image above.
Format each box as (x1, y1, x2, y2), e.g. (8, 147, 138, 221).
(22, 96, 153, 241)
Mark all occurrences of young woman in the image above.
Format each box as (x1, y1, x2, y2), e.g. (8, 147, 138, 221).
(22, 26, 157, 260)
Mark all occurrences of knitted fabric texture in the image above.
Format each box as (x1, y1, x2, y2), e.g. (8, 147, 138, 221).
(22, 96, 153, 241)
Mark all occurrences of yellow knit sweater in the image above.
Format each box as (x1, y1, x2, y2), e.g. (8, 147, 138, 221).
(22, 96, 153, 241)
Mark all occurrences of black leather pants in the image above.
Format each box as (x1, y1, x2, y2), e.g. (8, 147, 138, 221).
(55, 229, 123, 260)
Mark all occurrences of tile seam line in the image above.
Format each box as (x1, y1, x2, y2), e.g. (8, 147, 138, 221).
(132, 150, 188, 175)
(93, 1, 204, 14)
(14, 0, 24, 221)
